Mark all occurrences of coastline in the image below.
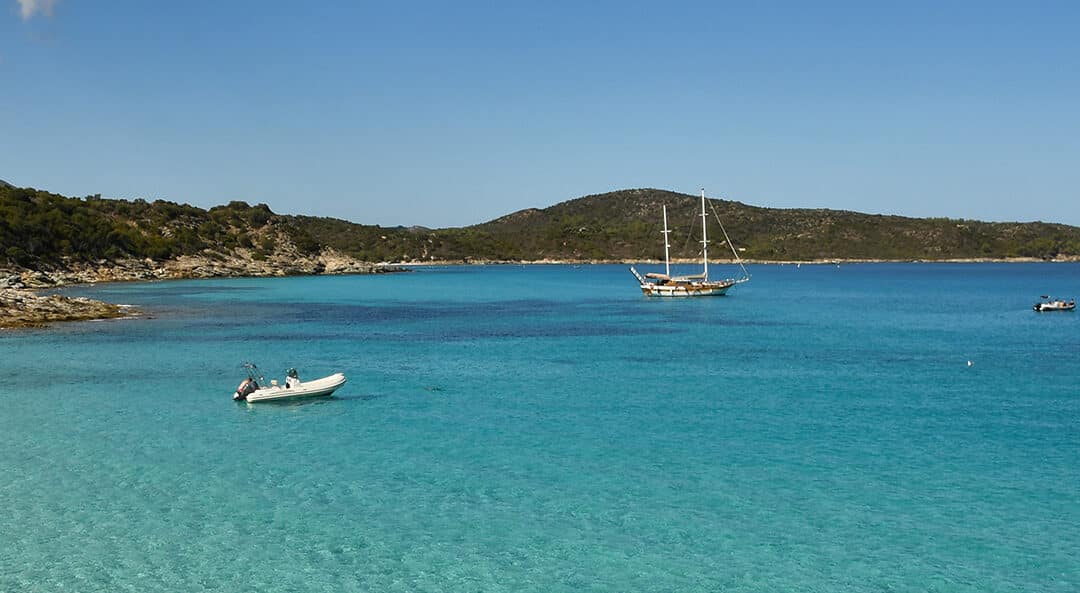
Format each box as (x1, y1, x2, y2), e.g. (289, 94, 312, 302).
(3, 255, 1074, 329)
(399, 255, 1078, 266)
(0, 251, 408, 330)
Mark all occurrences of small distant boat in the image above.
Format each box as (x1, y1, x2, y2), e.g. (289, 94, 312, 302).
(233, 363, 346, 402)
(629, 189, 750, 297)
(1033, 296, 1075, 312)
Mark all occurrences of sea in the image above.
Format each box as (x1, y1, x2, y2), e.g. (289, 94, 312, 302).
(2, 263, 1078, 592)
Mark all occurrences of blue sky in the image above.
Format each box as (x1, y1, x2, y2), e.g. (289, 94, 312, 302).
(2, 1, 1078, 228)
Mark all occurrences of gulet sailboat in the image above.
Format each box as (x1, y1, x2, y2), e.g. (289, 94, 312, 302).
(629, 189, 750, 297)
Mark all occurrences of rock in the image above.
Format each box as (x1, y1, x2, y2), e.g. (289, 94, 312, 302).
(20, 271, 54, 288)
(0, 288, 132, 329)
(0, 275, 23, 289)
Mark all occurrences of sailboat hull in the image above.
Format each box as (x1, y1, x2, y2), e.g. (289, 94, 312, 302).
(640, 280, 736, 297)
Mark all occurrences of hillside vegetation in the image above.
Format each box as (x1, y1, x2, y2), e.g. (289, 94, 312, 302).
(299, 188, 1080, 262)
(3, 184, 1079, 271)
(461, 189, 1080, 262)
(0, 185, 321, 268)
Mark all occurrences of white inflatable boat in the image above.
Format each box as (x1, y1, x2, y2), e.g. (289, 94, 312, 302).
(233, 363, 346, 403)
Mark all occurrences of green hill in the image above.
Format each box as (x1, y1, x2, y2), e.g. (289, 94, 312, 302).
(3, 183, 1079, 270)
(299, 188, 1080, 262)
(459, 188, 1080, 261)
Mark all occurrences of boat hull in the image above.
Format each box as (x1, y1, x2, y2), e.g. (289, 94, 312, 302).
(640, 281, 734, 297)
(1034, 302, 1075, 312)
(240, 373, 347, 403)
(630, 266, 745, 297)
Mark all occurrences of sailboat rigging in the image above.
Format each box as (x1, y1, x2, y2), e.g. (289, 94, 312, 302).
(629, 189, 750, 297)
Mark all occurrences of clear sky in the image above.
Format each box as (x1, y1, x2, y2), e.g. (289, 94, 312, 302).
(2, 1, 1078, 228)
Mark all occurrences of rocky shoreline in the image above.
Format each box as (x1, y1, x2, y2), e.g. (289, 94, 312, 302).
(0, 285, 130, 329)
(0, 250, 408, 330)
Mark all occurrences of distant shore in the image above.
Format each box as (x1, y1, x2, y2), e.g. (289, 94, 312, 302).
(398, 255, 1079, 266)
(3, 255, 1076, 329)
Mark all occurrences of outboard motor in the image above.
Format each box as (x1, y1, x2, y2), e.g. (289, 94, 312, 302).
(234, 378, 258, 401)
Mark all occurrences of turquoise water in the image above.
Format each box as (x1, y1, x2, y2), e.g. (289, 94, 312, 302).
(2, 263, 1078, 592)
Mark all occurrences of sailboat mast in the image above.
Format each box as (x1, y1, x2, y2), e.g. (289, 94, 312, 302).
(662, 205, 671, 277)
(700, 189, 709, 279)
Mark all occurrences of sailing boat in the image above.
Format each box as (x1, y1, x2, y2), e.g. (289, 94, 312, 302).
(629, 189, 750, 297)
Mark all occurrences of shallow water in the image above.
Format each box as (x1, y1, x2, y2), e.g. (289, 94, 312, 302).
(2, 263, 1078, 592)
